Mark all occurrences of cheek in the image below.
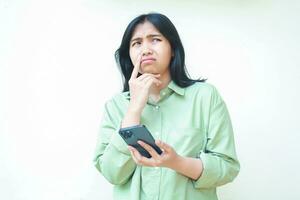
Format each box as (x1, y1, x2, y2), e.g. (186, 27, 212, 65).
(129, 49, 135, 63)
(130, 47, 141, 59)
(159, 47, 172, 63)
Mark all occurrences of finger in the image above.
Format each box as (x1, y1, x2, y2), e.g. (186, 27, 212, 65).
(138, 140, 160, 159)
(130, 145, 159, 167)
(128, 146, 140, 164)
(128, 146, 136, 154)
(136, 73, 153, 82)
(130, 146, 144, 161)
(136, 73, 161, 82)
(144, 77, 161, 88)
(138, 75, 153, 85)
(130, 54, 143, 79)
(155, 140, 172, 152)
(137, 73, 161, 78)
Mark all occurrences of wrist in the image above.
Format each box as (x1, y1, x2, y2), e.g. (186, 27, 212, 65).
(167, 154, 183, 170)
(121, 108, 142, 128)
(127, 106, 142, 116)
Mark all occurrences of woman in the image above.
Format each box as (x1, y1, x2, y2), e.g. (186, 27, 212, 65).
(93, 13, 240, 200)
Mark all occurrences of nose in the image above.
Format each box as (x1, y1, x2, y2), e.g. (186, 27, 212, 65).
(141, 43, 153, 56)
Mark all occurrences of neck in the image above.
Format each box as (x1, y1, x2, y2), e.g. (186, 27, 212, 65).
(149, 72, 171, 98)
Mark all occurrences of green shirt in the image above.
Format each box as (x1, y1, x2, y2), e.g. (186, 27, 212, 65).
(93, 81, 240, 200)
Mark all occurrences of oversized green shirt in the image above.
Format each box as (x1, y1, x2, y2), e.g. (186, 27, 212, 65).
(93, 81, 240, 200)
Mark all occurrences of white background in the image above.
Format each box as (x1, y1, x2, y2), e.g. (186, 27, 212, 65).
(1, 0, 299, 199)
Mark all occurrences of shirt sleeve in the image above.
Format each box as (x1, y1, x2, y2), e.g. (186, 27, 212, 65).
(193, 85, 240, 189)
(93, 100, 136, 185)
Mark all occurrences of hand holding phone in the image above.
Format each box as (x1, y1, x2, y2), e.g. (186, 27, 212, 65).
(119, 125, 163, 158)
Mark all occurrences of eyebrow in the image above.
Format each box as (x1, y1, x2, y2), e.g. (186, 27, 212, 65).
(130, 34, 163, 43)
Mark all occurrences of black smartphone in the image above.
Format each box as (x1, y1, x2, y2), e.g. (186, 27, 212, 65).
(119, 124, 163, 158)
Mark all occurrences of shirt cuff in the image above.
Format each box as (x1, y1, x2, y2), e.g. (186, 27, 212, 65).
(109, 129, 131, 155)
(193, 152, 219, 189)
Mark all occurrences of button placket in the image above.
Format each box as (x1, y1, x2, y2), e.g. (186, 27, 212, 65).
(152, 104, 162, 200)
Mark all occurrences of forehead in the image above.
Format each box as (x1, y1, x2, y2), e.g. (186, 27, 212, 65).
(131, 21, 161, 38)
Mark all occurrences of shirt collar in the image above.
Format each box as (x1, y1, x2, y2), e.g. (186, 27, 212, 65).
(124, 80, 185, 99)
(168, 80, 185, 96)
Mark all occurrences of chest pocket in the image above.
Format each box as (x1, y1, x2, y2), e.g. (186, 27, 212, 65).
(166, 127, 206, 157)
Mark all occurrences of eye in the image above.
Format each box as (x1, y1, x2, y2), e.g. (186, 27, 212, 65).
(152, 38, 161, 43)
(132, 41, 141, 47)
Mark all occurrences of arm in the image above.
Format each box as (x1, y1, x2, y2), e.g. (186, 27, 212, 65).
(94, 52, 162, 184)
(93, 101, 136, 185)
(128, 86, 240, 188)
(128, 139, 204, 180)
(169, 156, 204, 180)
(192, 86, 240, 189)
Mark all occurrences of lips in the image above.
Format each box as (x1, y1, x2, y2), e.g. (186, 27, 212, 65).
(141, 57, 156, 64)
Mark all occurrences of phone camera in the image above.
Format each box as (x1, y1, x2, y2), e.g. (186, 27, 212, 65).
(123, 130, 133, 139)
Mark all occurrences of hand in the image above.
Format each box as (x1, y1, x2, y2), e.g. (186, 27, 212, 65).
(127, 54, 162, 114)
(128, 140, 180, 169)
(121, 54, 162, 128)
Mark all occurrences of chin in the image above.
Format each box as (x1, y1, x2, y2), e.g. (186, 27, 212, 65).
(141, 66, 157, 74)
(142, 71, 158, 75)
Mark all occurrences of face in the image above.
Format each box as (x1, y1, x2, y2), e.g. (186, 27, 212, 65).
(129, 21, 173, 77)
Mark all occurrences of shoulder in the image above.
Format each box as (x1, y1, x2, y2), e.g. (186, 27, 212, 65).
(104, 91, 130, 111)
(183, 81, 225, 108)
(185, 82, 222, 99)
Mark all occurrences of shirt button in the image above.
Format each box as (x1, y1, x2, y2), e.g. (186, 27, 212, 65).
(155, 105, 159, 110)
(162, 92, 166, 96)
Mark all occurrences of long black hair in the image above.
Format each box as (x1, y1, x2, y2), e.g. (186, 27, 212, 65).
(115, 13, 206, 92)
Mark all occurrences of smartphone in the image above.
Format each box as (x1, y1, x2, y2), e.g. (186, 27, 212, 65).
(119, 124, 163, 158)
